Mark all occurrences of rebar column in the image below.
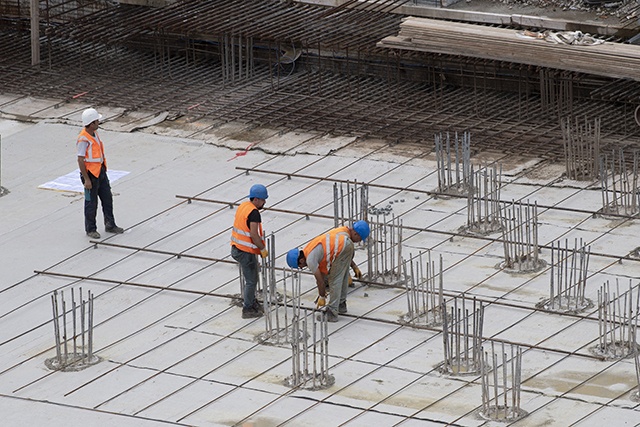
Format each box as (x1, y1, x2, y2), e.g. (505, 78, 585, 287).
(284, 309, 334, 390)
(463, 163, 503, 235)
(333, 181, 368, 228)
(594, 279, 640, 360)
(435, 131, 471, 195)
(366, 215, 403, 284)
(479, 342, 527, 421)
(561, 116, 601, 181)
(400, 251, 444, 327)
(442, 295, 484, 376)
(500, 200, 544, 273)
(537, 238, 592, 313)
(46, 288, 99, 371)
(599, 148, 640, 217)
(633, 345, 640, 401)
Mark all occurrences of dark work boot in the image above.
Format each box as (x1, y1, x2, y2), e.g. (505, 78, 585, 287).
(338, 301, 348, 314)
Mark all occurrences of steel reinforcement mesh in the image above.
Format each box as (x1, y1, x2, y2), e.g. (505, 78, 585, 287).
(0, 0, 639, 160)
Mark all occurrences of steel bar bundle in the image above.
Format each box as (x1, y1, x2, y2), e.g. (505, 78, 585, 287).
(599, 148, 640, 216)
(260, 233, 294, 345)
(435, 131, 471, 195)
(48, 288, 95, 371)
(634, 345, 640, 401)
(466, 163, 502, 235)
(561, 116, 601, 181)
(333, 181, 369, 229)
(596, 279, 640, 359)
(285, 309, 333, 389)
(378, 17, 640, 82)
(402, 251, 444, 326)
(500, 200, 542, 272)
(479, 342, 526, 421)
(548, 238, 591, 312)
(366, 215, 403, 283)
(442, 295, 484, 376)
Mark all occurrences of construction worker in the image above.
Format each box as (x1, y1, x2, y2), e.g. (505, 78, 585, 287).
(231, 184, 270, 319)
(286, 220, 369, 322)
(77, 108, 124, 239)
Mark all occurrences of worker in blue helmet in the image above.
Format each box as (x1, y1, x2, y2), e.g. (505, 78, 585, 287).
(231, 184, 269, 319)
(286, 220, 369, 322)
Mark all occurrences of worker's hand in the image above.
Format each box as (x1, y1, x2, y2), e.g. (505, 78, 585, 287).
(348, 275, 354, 288)
(315, 295, 326, 308)
(352, 265, 362, 279)
(260, 248, 269, 259)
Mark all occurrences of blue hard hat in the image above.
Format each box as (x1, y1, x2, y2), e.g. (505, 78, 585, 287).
(286, 248, 300, 268)
(353, 220, 370, 241)
(248, 184, 268, 200)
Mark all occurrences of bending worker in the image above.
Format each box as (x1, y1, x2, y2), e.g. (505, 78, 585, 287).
(286, 220, 369, 322)
(230, 184, 270, 319)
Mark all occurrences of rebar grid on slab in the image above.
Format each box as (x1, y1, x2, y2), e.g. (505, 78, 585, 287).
(599, 148, 640, 217)
(561, 115, 601, 181)
(462, 163, 503, 236)
(595, 279, 640, 360)
(400, 251, 444, 327)
(479, 342, 527, 422)
(500, 199, 545, 273)
(537, 238, 593, 314)
(442, 295, 484, 376)
(46, 288, 99, 371)
(435, 131, 471, 195)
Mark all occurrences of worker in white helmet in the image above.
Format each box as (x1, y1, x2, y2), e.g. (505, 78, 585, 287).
(77, 108, 124, 239)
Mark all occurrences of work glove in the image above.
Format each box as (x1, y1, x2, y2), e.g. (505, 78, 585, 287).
(260, 248, 269, 259)
(352, 265, 362, 279)
(315, 295, 327, 309)
(348, 275, 354, 288)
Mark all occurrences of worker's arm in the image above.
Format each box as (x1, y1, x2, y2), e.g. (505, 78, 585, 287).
(77, 156, 92, 189)
(249, 221, 265, 251)
(351, 261, 362, 279)
(314, 269, 327, 297)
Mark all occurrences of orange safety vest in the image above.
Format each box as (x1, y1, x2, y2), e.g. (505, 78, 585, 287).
(230, 201, 264, 254)
(77, 128, 106, 178)
(303, 226, 350, 275)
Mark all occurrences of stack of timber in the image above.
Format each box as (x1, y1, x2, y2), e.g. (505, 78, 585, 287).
(378, 17, 640, 82)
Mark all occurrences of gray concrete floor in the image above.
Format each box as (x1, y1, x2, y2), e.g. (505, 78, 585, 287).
(1, 94, 640, 426)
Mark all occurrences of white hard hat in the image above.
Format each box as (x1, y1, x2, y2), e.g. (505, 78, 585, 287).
(82, 108, 103, 126)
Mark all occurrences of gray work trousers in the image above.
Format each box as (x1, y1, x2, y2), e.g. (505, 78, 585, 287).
(327, 239, 354, 316)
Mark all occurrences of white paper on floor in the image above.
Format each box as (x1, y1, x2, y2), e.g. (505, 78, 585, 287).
(38, 169, 130, 193)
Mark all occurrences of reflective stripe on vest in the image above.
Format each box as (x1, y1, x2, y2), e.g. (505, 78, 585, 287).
(77, 128, 105, 178)
(230, 201, 263, 254)
(303, 226, 349, 274)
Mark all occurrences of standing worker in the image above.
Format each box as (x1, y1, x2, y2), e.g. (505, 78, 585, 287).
(77, 108, 124, 239)
(286, 220, 369, 322)
(231, 184, 270, 319)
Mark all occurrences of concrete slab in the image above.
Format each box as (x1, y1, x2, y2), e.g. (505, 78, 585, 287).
(2, 96, 640, 426)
